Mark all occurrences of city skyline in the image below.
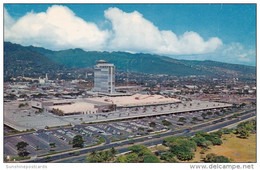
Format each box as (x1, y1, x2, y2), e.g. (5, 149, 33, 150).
(4, 4, 256, 66)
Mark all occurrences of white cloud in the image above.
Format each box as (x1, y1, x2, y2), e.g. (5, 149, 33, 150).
(4, 5, 110, 50)
(4, 8, 15, 30)
(104, 7, 223, 55)
(163, 42, 256, 66)
(5, 6, 227, 56)
(220, 43, 255, 64)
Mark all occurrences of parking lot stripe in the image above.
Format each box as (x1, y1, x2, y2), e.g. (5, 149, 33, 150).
(5, 143, 17, 155)
(33, 134, 50, 145)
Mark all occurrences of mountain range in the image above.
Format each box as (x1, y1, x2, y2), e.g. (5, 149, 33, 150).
(4, 42, 256, 80)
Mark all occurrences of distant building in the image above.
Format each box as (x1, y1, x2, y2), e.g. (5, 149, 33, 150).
(38, 73, 49, 84)
(93, 60, 115, 94)
(184, 85, 198, 89)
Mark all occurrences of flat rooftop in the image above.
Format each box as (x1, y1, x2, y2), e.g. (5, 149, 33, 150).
(48, 102, 97, 114)
(88, 94, 181, 107)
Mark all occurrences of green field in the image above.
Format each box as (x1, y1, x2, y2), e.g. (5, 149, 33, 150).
(191, 133, 256, 163)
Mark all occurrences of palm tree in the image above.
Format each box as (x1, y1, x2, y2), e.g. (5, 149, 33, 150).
(90, 150, 97, 157)
(111, 147, 117, 157)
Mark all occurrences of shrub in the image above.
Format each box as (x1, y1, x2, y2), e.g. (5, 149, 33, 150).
(204, 153, 230, 163)
(176, 151, 195, 161)
(149, 122, 156, 127)
(162, 120, 172, 126)
(143, 154, 160, 163)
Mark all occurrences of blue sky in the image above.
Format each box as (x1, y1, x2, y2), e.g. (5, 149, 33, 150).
(4, 4, 256, 66)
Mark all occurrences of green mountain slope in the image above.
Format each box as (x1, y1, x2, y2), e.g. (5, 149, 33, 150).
(4, 42, 256, 78)
(4, 42, 66, 80)
(40, 50, 211, 76)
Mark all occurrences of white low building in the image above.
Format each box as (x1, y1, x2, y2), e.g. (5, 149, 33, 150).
(88, 94, 181, 107)
(48, 102, 98, 115)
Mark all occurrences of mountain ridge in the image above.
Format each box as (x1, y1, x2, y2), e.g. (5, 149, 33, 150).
(4, 42, 256, 79)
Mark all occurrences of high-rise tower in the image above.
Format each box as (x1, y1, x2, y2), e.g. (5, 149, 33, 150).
(93, 60, 115, 94)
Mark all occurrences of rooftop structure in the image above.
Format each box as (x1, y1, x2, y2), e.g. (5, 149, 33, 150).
(48, 102, 98, 115)
(88, 94, 181, 107)
(31, 98, 112, 116)
(93, 60, 115, 94)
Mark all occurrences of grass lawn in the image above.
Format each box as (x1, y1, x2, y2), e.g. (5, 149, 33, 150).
(191, 133, 256, 163)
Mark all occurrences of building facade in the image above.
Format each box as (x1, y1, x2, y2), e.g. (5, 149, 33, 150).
(93, 60, 115, 94)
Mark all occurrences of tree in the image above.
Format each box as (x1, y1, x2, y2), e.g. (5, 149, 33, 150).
(143, 154, 160, 163)
(110, 147, 118, 160)
(115, 155, 126, 163)
(221, 128, 233, 134)
(192, 136, 206, 147)
(86, 150, 114, 163)
(16, 141, 29, 157)
(201, 113, 207, 119)
(214, 111, 220, 116)
(49, 142, 56, 148)
(102, 150, 112, 162)
(149, 122, 156, 127)
(204, 153, 230, 163)
(90, 150, 97, 157)
(240, 103, 246, 108)
(214, 155, 231, 163)
(125, 152, 139, 163)
(160, 151, 178, 162)
(192, 117, 199, 122)
(19, 94, 28, 98)
(237, 119, 256, 134)
(206, 111, 213, 116)
(162, 120, 172, 126)
(201, 140, 213, 149)
(195, 131, 222, 145)
(72, 135, 84, 148)
(239, 129, 250, 139)
(178, 117, 187, 123)
(128, 145, 150, 156)
(52, 108, 64, 116)
(163, 136, 177, 147)
(209, 138, 222, 145)
(204, 153, 216, 162)
(210, 130, 223, 138)
(176, 151, 194, 161)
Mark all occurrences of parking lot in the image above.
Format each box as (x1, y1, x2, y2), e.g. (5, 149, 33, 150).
(4, 126, 102, 158)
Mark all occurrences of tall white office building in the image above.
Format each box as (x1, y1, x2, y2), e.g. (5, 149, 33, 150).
(93, 60, 115, 94)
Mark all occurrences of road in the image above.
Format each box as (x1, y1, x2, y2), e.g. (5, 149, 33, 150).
(24, 109, 255, 163)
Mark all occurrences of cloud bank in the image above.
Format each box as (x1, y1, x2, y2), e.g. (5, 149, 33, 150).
(104, 7, 222, 55)
(4, 6, 109, 50)
(4, 5, 255, 65)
